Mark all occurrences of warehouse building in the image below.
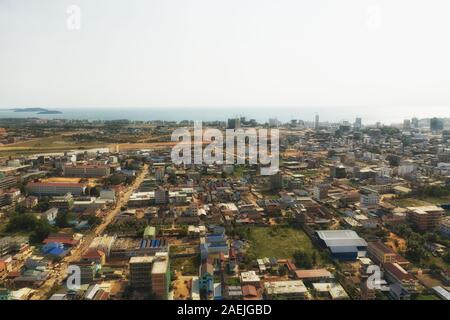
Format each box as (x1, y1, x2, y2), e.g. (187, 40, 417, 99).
(316, 230, 367, 261)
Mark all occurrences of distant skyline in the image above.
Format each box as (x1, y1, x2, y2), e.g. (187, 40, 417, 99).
(1, 0, 450, 114)
(1, 106, 450, 125)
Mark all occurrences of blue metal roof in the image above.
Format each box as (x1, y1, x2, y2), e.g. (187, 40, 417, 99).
(329, 246, 358, 253)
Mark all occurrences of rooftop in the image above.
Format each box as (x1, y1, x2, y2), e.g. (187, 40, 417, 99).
(294, 269, 332, 279)
(129, 256, 154, 264)
(264, 280, 308, 295)
(240, 271, 261, 283)
(152, 260, 168, 274)
(407, 206, 445, 215)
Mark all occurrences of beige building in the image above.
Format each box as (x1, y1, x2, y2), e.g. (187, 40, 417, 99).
(407, 206, 444, 231)
(129, 256, 154, 290)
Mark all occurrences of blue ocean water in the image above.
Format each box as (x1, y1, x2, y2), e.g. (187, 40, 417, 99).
(1, 106, 449, 124)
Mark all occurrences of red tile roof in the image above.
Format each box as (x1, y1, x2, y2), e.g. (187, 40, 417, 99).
(294, 269, 332, 279)
(242, 285, 258, 298)
(383, 263, 415, 282)
(82, 249, 105, 259)
(43, 234, 78, 246)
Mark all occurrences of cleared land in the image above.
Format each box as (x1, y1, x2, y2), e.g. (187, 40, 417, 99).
(0, 135, 107, 156)
(170, 256, 200, 276)
(388, 198, 433, 207)
(389, 196, 450, 207)
(246, 226, 324, 263)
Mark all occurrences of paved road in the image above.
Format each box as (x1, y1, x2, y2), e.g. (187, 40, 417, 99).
(30, 164, 149, 300)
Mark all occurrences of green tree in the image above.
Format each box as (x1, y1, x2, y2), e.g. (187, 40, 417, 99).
(89, 187, 100, 197)
(37, 197, 50, 211)
(30, 220, 54, 243)
(278, 265, 288, 276)
(55, 211, 72, 228)
(405, 239, 428, 264)
(443, 250, 450, 264)
(15, 203, 27, 214)
(87, 215, 101, 227)
(293, 250, 313, 269)
(6, 213, 38, 232)
(311, 251, 318, 266)
(106, 174, 125, 186)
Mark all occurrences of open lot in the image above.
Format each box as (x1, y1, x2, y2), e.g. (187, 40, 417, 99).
(246, 226, 325, 264)
(389, 196, 450, 207)
(42, 177, 102, 186)
(0, 135, 107, 156)
(388, 198, 434, 208)
(170, 256, 200, 276)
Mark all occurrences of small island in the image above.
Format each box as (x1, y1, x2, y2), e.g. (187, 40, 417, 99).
(12, 107, 62, 114)
(37, 110, 63, 114)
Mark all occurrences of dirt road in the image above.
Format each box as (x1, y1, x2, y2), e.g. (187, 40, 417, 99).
(30, 164, 148, 300)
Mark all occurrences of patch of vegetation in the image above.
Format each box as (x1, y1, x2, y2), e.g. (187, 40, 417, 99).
(5, 213, 55, 243)
(246, 226, 325, 266)
(105, 218, 147, 236)
(389, 198, 432, 208)
(388, 224, 450, 270)
(170, 255, 200, 275)
(226, 277, 241, 286)
(415, 294, 440, 300)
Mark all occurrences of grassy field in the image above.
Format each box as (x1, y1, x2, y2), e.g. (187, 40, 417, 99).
(0, 135, 107, 156)
(389, 196, 450, 208)
(415, 196, 450, 205)
(388, 198, 434, 207)
(246, 226, 324, 263)
(416, 294, 440, 300)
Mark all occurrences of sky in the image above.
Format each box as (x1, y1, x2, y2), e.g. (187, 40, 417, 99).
(1, 0, 450, 118)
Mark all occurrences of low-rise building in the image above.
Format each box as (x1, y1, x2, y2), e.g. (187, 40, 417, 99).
(63, 163, 110, 177)
(383, 262, 418, 292)
(294, 269, 332, 283)
(367, 241, 410, 268)
(240, 271, 261, 287)
(359, 187, 380, 209)
(264, 280, 309, 300)
(26, 182, 86, 196)
(316, 230, 367, 261)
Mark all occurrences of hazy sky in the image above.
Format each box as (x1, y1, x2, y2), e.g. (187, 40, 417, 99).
(1, 0, 450, 115)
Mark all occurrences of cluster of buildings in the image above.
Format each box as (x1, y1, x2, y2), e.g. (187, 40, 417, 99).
(1, 115, 450, 300)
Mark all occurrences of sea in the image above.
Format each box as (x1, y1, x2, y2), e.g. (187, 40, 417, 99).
(1, 106, 450, 125)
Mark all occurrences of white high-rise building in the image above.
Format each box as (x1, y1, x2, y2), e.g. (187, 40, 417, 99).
(314, 114, 319, 130)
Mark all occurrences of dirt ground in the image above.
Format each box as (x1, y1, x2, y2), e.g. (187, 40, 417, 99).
(172, 273, 193, 300)
(42, 177, 101, 186)
(386, 232, 407, 252)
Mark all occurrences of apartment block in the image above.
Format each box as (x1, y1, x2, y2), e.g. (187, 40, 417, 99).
(407, 206, 444, 231)
(63, 164, 110, 178)
(129, 256, 154, 290)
